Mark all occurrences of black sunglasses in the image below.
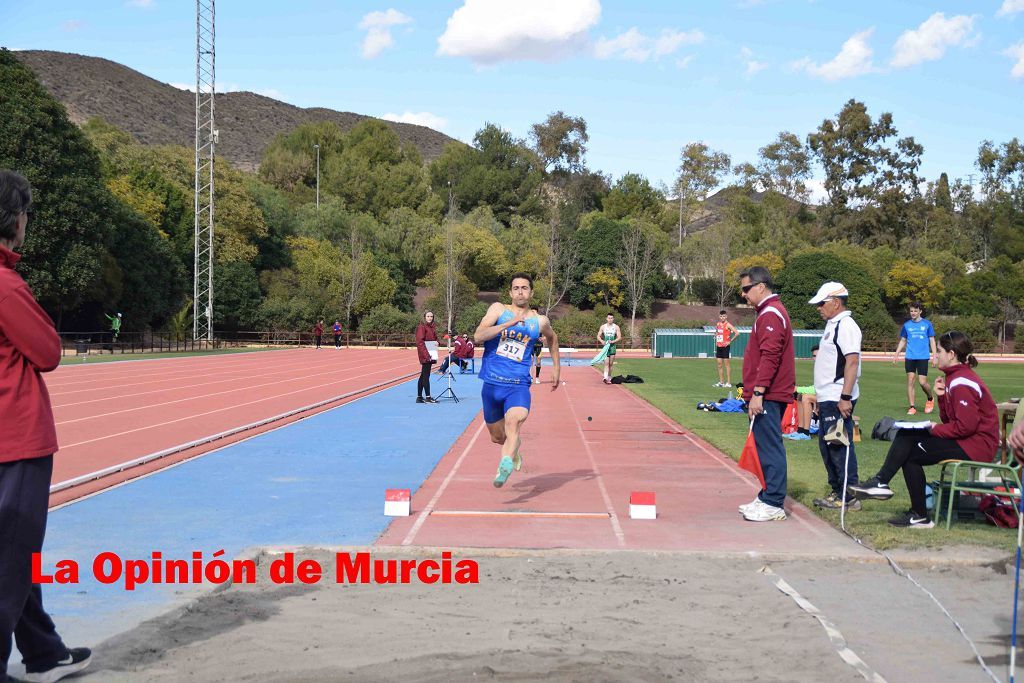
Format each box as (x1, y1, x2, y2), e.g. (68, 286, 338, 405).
(740, 282, 763, 293)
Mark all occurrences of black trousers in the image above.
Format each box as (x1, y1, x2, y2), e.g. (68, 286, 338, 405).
(1, 455, 68, 678)
(314, 334, 322, 349)
(876, 432, 967, 516)
(417, 362, 433, 397)
(333, 334, 341, 348)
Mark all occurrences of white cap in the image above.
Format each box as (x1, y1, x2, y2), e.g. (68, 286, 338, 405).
(808, 282, 848, 305)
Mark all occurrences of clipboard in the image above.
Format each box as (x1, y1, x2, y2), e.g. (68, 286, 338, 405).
(425, 340, 439, 361)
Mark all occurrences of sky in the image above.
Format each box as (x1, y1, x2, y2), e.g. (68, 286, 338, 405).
(3, 1, 1023, 200)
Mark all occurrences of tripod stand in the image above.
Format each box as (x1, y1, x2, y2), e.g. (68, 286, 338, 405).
(436, 352, 460, 402)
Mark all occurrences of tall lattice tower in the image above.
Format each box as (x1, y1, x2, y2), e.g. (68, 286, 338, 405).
(193, 0, 216, 341)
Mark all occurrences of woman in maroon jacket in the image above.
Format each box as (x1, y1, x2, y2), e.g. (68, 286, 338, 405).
(414, 311, 438, 403)
(0, 170, 91, 681)
(849, 331, 998, 528)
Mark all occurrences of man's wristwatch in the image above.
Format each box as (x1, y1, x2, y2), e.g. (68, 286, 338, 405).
(840, 393, 853, 401)
(752, 390, 765, 397)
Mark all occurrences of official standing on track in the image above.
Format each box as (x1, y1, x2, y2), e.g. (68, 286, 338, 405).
(737, 266, 796, 523)
(0, 170, 92, 682)
(415, 311, 438, 404)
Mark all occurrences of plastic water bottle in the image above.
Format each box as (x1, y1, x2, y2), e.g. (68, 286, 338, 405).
(728, 390, 734, 401)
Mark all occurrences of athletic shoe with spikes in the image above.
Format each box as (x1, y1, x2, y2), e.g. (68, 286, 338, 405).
(924, 398, 935, 414)
(493, 456, 514, 488)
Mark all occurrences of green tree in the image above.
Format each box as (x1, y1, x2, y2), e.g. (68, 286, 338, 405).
(585, 267, 624, 308)
(213, 260, 262, 331)
(734, 131, 811, 202)
(883, 260, 944, 311)
(0, 50, 113, 324)
(675, 142, 731, 245)
(776, 251, 895, 341)
(602, 173, 665, 222)
(530, 111, 589, 174)
(429, 123, 544, 224)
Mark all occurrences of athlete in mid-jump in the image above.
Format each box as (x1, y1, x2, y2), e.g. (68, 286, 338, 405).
(474, 273, 560, 488)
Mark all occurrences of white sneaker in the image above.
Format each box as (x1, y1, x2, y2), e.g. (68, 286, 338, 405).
(738, 497, 761, 514)
(724, 383, 732, 388)
(743, 501, 787, 522)
(534, 378, 540, 384)
(713, 381, 723, 387)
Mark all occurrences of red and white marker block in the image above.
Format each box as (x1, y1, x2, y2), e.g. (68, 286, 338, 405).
(629, 491, 656, 520)
(384, 489, 411, 516)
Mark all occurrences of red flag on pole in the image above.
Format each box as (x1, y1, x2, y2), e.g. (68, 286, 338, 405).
(739, 426, 766, 489)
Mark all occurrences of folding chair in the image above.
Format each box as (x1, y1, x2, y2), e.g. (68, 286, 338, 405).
(933, 401, 1024, 530)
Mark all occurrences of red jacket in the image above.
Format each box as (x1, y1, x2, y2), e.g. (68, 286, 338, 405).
(931, 363, 998, 462)
(0, 245, 60, 463)
(314, 323, 323, 335)
(415, 322, 438, 364)
(453, 335, 475, 359)
(741, 294, 796, 404)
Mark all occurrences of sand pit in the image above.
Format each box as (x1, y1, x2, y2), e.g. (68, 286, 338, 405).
(76, 547, 1015, 682)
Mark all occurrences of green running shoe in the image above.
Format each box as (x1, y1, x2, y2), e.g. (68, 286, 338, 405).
(493, 456, 514, 488)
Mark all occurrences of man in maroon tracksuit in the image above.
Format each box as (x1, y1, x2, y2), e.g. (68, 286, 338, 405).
(0, 170, 91, 682)
(737, 266, 796, 522)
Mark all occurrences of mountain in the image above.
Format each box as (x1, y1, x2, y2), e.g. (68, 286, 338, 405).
(13, 50, 459, 172)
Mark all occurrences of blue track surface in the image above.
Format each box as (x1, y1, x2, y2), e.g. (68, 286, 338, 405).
(33, 373, 484, 649)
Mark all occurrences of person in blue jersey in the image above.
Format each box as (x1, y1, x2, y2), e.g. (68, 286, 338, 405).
(892, 301, 936, 415)
(474, 273, 560, 488)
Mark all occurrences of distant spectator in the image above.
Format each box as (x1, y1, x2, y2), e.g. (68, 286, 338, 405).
(713, 309, 740, 388)
(313, 319, 324, 349)
(332, 320, 342, 349)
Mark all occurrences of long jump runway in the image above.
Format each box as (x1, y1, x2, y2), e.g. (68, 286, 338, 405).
(381, 365, 870, 558)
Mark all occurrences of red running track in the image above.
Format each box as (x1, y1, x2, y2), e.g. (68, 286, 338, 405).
(46, 348, 417, 506)
(380, 365, 873, 557)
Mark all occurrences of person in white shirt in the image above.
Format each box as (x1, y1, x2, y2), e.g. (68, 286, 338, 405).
(807, 282, 863, 511)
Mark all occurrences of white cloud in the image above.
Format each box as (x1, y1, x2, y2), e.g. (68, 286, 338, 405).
(61, 20, 85, 32)
(125, 0, 155, 8)
(793, 28, 875, 81)
(359, 9, 412, 59)
(1005, 42, 1024, 78)
(595, 27, 704, 62)
(997, 0, 1024, 17)
(676, 55, 695, 69)
(890, 13, 976, 68)
(739, 46, 767, 75)
(382, 111, 448, 131)
(437, 0, 600, 65)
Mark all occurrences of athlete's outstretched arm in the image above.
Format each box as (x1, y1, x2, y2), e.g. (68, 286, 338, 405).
(474, 302, 523, 344)
(540, 316, 560, 390)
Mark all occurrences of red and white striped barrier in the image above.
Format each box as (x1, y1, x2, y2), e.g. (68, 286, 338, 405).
(629, 491, 656, 520)
(385, 489, 411, 516)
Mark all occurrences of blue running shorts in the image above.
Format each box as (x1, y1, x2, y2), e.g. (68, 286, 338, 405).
(481, 382, 532, 424)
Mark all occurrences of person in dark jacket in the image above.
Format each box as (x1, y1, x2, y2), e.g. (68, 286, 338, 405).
(415, 311, 438, 403)
(849, 331, 999, 528)
(0, 170, 92, 682)
(737, 266, 796, 523)
(313, 320, 324, 349)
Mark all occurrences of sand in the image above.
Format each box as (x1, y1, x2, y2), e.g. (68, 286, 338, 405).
(70, 546, 1017, 683)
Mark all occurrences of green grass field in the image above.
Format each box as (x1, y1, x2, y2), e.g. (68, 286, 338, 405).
(613, 356, 1024, 551)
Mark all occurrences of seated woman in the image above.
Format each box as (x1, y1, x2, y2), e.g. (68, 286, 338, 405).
(848, 331, 998, 528)
(785, 346, 819, 441)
